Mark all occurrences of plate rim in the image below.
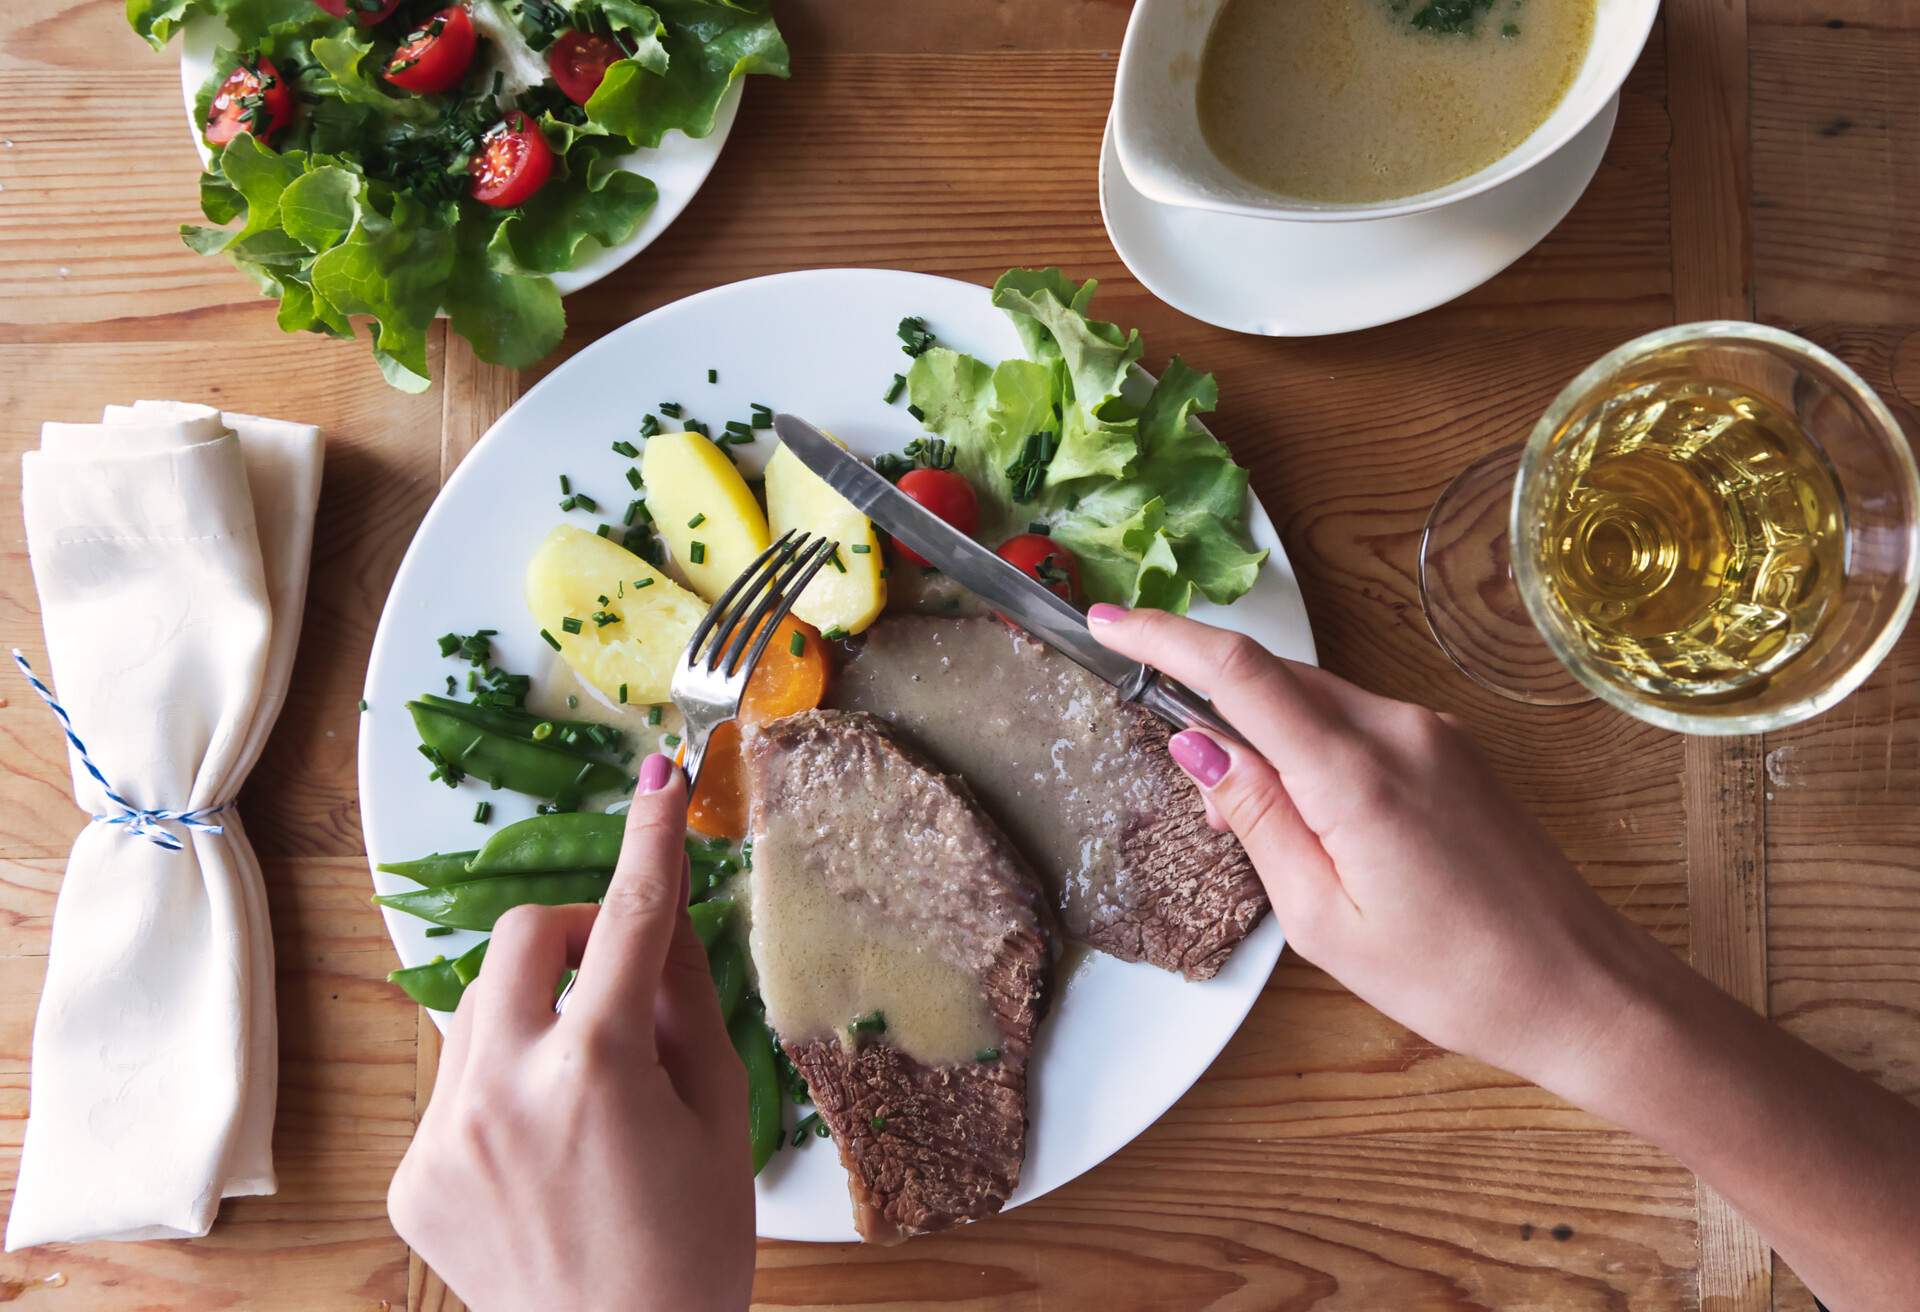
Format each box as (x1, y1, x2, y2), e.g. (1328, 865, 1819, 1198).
(357, 266, 1314, 1240)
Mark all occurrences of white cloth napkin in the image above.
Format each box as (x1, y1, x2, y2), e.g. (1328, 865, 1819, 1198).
(6, 401, 322, 1249)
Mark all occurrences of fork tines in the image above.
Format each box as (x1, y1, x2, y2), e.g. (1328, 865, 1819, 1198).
(684, 530, 839, 681)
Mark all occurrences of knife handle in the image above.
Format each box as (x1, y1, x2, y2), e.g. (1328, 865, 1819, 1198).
(1131, 669, 1247, 747)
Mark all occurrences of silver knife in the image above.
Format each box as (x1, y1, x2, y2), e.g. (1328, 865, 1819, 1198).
(772, 414, 1243, 744)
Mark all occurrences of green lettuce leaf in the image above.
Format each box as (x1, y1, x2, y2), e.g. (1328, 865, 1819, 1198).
(310, 196, 456, 393)
(585, 0, 789, 147)
(446, 221, 568, 369)
(493, 139, 659, 274)
(905, 271, 1268, 613)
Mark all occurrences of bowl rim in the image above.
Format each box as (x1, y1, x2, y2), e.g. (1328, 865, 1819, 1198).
(1112, 0, 1661, 224)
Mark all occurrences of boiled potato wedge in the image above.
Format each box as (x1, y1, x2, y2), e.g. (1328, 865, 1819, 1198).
(642, 431, 770, 600)
(765, 438, 886, 635)
(525, 524, 707, 706)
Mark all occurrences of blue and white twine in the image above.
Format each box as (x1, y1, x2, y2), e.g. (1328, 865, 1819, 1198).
(11, 649, 227, 852)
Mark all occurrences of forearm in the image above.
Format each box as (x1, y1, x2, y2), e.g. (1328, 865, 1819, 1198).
(1537, 936, 1920, 1312)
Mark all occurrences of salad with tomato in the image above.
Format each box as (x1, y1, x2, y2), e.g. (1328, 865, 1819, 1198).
(131, 0, 788, 391)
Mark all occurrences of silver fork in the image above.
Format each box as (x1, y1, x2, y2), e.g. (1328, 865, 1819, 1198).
(670, 529, 840, 787)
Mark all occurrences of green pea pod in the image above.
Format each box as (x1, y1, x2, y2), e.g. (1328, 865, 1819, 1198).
(468, 813, 625, 877)
(376, 850, 479, 887)
(414, 694, 625, 759)
(708, 939, 746, 1025)
(388, 938, 489, 1011)
(729, 1003, 782, 1175)
(409, 701, 629, 806)
(374, 871, 613, 930)
(688, 898, 733, 950)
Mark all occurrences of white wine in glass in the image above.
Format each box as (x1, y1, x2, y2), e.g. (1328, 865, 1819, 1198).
(1422, 323, 1920, 733)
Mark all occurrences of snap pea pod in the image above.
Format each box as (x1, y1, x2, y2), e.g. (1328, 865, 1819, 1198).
(468, 813, 625, 877)
(729, 1002, 783, 1175)
(374, 871, 613, 930)
(708, 939, 747, 1024)
(375, 850, 479, 887)
(414, 694, 625, 758)
(388, 939, 490, 1011)
(409, 701, 629, 806)
(689, 898, 733, 950)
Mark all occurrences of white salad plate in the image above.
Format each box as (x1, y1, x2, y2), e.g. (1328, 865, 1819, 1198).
(359, 268, 1317, 1242)
(179, 21, 741, 297)
(1099, 96, 1619, 337)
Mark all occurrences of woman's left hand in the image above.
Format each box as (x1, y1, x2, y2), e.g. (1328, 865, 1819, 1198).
(387, 755, 756, 1312)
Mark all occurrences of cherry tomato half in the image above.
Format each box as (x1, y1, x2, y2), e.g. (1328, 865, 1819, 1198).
(892, 467, 979, 568)
(313, 0, 404, 24)
(470, 113, 554, 208)
(385, 6, 477, 94)
(997, 533, 1082, 605)
(548, 29, 626, 106)
(205, 57, 294, 146)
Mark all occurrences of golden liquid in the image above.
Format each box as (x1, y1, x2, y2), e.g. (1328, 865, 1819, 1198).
(1534, 382, 1848, 702)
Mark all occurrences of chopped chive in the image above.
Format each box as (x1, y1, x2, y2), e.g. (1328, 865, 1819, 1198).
(626, 467, 643, 490)
(827, 546, 846, 573)
(611, 439, 639, 458)
(663, 733, 681, 748)
(531, 721, 554, 741)
(559, 474, 571, 494)
(425, 925, 456, 937)
(592, 610, 621, 627)
(436, 633, 460, 657)
(906, 403, 926, 422)
(687, 512, 706, 528)
(445, 674, 456, 694)
(883, 373, 905, 404)
(571, 493, 597, 513)
(823, 625, 849, 641)
(751, 411, 772, 429)
(474, 801, 492, 823)
(689, 541, 706, 564)
(878, 566, 889, 579)
(870, 1115, 888, 1132)
(850, 543, 871, 554)
(788, 630, 806, 657)
(561, 616, 583, 634)
(540, 628, 561, 650)
(975, 1047, 1000, 1062)
(707, 368, 718, 383)
(640, 413, 661, 437)
(558, 495, 578, 511)
(852, 1010, 887, 1034)
(566, 693, 579, 709)
(1028, 521, 1050, 535)
(634, 577, 655, 589)
(618, 683, 628, 704)
(647, 705, 663, 725)
(724, 419, 753, 436)
(623, 499, 642, 525)
(598, 594, 609, 605)
(686, 419, 709, 438)
(659, 401, 682, 418)
(597, 524, 613, 538)
(897, 315, 935, 357)
(750, 402, 771, 415)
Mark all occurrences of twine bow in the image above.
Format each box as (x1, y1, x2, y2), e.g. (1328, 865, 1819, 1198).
(11, 649, 227, 852)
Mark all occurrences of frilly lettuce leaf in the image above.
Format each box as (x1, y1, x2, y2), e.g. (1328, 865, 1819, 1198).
(906, 271, 1268, 613)
(493, 136, 659, 274)
(585, 0, 789, 147)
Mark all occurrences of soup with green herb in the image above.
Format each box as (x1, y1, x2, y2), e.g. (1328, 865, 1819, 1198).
(1196, 0, 1595, 203)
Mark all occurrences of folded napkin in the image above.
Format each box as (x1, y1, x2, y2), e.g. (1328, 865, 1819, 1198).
(6, 401, 322, 1249)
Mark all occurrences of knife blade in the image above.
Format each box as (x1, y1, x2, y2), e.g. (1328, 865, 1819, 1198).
(771, 414, 1244, 744)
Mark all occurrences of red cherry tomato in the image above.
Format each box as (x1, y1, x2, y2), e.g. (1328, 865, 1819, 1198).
(470, 113, 554, 208)
(996, 533, 1082, 605)
(312, 0, 404, 23)
(548, 30, 626, 106)
(205, 57, 294, 146)
(891, 467, 979, 568)
(385, 6, 476, 94)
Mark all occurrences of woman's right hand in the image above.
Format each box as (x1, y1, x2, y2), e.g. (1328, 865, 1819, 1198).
(1088, 603, 1670, 1091)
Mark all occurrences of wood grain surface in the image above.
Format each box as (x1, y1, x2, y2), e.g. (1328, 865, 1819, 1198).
(1, 0, 1916, 1309)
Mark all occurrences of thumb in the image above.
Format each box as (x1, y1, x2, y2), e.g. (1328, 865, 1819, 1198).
(1166, 729, 1357, 947)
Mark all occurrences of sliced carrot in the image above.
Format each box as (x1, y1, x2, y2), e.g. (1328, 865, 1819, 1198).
(687, 617, 830, 840)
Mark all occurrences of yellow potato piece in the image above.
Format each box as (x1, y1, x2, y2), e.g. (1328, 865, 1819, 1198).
(764, 439, 886, 635)
(642, 430, 771, 601)
(524, 524, 708, 705)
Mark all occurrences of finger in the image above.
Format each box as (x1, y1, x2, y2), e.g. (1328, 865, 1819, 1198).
(1166, 728, 1357, 933)
(462, 903, 594, 1048)
(567, 754, 690, 1041)
(1089, 605, 1393, 827)
(654, 891, 747, 1112)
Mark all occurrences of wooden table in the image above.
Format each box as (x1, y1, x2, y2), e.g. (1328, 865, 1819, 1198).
(3, 0, 1915, 1307)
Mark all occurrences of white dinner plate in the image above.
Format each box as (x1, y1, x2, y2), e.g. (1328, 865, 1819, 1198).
(358, 268, 1318, 1241)
(179, 22, 741, 296)
(1100, 96, 1618, 336)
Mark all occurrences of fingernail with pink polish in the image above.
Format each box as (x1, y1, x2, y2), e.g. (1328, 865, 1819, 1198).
(637, 753, 675, 793)
(1169, 730, 1230, 789)
(1087, 602, 1129, 625)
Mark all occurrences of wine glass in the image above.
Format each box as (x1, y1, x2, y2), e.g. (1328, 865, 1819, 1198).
(1419, 322, 1920, 733)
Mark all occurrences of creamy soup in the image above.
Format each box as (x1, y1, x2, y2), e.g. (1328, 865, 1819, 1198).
(1196, 0, 1595, 203)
